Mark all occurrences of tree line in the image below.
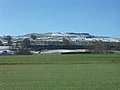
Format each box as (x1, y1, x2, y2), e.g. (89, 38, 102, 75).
(1, 35, 120, 55)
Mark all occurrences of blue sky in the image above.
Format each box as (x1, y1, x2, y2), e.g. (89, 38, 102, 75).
(0, 0, 120, 36)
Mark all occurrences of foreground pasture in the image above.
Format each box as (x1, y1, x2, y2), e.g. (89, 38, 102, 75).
(0, 54, 120, 90)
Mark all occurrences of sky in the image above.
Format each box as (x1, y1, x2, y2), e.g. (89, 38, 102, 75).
(0, 0, 120, 36)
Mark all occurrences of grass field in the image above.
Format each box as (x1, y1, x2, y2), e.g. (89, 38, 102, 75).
(0, 54, 120, 90)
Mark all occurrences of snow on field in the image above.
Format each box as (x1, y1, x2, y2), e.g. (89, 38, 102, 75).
(40, 49, 87, 54)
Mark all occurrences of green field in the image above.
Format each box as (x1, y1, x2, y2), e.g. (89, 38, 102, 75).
(0, 54, 120, 90)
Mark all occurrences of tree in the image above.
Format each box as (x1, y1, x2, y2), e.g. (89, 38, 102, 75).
(15, 48, 32, 55)
(22, 38, 30, 49)
(91, 41, 107, 54)
(63, 37, 70, 45)
(4, 35, 12, 45)
(0, 40, 3, 46)
(114, 42, 120, 51)
(31, 35, 37, 40)
(15, 38, 31, 55)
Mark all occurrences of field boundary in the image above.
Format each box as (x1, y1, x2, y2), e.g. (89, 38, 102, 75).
(0, 60, 120, 65)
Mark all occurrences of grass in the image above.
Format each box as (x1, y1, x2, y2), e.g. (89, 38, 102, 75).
(0, 54, 120, 90)
(0, 54, 120, 64)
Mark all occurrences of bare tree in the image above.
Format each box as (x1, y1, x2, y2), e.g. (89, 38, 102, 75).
(22, 38, 30, 49)
(91, 41, 106, 54)
(4, 35, 12, 46)
(0, 40, 3, 46)
(31, 35, 37, 40)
